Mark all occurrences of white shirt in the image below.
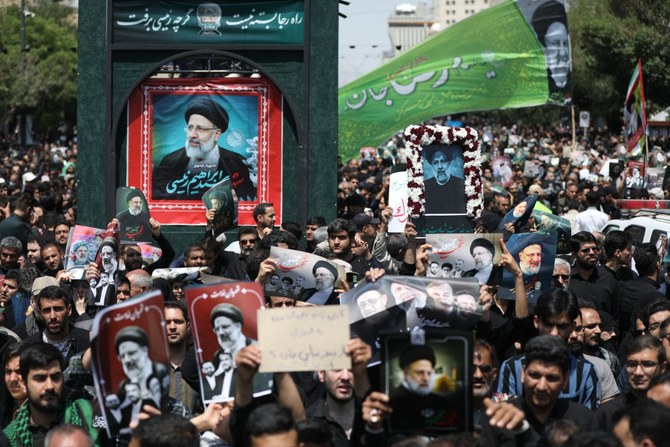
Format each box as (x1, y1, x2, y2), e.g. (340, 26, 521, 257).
(573, 207, 609, 234)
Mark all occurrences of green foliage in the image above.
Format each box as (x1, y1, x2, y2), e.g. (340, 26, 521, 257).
(0, 1, 77, 134)
(569, 0, 670, 126)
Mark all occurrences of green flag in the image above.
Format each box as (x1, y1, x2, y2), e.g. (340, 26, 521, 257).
(338, 0, 571, 160)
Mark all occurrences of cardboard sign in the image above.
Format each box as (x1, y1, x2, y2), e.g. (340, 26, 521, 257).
(258, 306, 350, 372)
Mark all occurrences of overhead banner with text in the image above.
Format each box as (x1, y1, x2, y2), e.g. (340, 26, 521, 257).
(112, 0, 304, 45)
(338, 0, 571, 160)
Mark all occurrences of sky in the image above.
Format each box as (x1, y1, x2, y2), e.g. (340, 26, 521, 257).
(338, 0, 421, 87)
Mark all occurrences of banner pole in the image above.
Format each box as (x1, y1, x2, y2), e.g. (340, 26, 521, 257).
(571, 105, 576, 149)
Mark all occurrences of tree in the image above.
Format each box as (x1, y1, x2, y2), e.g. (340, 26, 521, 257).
(569, 0, 670, 127)
(0, 1, 77, 140)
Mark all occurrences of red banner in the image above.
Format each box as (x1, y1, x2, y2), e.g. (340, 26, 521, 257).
(126, 77, 283, 226)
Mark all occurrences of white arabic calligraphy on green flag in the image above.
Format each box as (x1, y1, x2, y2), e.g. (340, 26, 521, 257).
(338, 0, 571, 160)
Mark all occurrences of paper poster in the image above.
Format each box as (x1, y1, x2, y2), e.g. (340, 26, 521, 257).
(91, 290, 170, 437)
(265, 247, 344, 305)
(425, 234, 502, 285)
(116, 187, 153, 243)
(202, 179, 238, 237)
(533, 209, 571, 254)
(186, 281, 272, 403)
(492, 156, 514, 188)
(340, 276, 481, 364)
(258, 306, 351, 372)
(89, 221, 120, 307)
(499, 232, 557, 303)
(64, 225, 106, 280)
(498, 194, 539, 230)
(388, 171, 409, 233)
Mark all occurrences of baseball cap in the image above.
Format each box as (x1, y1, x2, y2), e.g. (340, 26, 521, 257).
(31, 276, 59, 297)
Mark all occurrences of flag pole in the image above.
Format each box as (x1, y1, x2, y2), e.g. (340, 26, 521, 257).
(571, 105, 576, 149)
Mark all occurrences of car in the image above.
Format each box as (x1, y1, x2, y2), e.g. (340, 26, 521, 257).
(602, 209, 670, 247)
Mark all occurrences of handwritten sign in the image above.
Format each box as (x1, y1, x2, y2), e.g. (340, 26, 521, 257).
(258, 306, 351, 372)
(388, 171, 409, 233)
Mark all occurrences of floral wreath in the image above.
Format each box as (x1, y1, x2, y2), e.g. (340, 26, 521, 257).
(404, 124, 484, 220)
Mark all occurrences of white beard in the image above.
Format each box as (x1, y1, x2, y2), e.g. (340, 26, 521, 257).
(402, 375, 435, 396)
(129, 207, 141, 216)
(521, 264, 541, 276)
(185, 133, 218, 162)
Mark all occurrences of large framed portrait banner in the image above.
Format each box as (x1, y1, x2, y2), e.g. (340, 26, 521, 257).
(404, 124, 483, 235)
(126, 77, 283, 226)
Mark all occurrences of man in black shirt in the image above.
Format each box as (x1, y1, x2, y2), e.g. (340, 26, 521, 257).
(567, 231, 620, 322)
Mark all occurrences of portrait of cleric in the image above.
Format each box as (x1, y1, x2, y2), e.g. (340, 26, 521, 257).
(422, 144, 466, 215)
(116, 188, 152, 243)
(528, 0, 571, 102)
(386, 341, 468, 434)
(199, 302, 272, 402)
(343, 283, 407, 364)
(462, 238, 502, 285)
(152, 96, 257, 202)
(108, 326, 169, 435)
(299, 260, 340, 306)
(203, 182, 237, 236)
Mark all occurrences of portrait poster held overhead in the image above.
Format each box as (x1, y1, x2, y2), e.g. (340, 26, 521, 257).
(202, 179, 238, 237)
(625, 160, 645, 191)
(186, 281, 272, 404)
(89, 221, 120, 308)
(533, 209, 571, 254)
(425, 233, 502, 285)
(497, 194, 539, 230)
(499, 232, 557, 304)
(387, 171, 409, 233)
(340, 279, 410, 365)
(264, 246, 344, 305)
(382, 331, 473, 435)
(151, 267, 202, 282)
(340, 276, 481, 364)
(64, 224, 106, 280)
(126, 77, 283, 226)
(491, 156, 514, 188)
(90, 290, 170, 438)
(404, 125, 483, 236)
(115, 187, 153, 244)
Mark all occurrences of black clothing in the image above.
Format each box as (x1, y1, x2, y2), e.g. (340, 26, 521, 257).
(479, 397, 597, 447)
(0, 214, 34, 250)
(568, 266, 620, 322)
(619, 276, 666, 336)
(389, 385, 467, 434)
(25, 326, 90, 363)
(152, 146, 255, 201)
(423, 177, 466, 214)
(145, 233, 176, 275)
(603, 265, 637, 282)
(595, 391, 639, 431)
(305, 398, 352, 447)
(116, 210, 152, 243)
(481, 209, 503, 232)
(212, 250, 248, 280)
(0, 303, 16, 330)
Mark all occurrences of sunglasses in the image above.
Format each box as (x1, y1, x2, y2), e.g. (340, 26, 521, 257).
(474, 364, 493, 373)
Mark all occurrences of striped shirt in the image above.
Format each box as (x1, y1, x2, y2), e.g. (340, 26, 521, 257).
(494, 353, 601, 409)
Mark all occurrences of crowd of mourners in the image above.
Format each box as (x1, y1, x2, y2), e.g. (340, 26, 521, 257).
(1, 117, 670, 447)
